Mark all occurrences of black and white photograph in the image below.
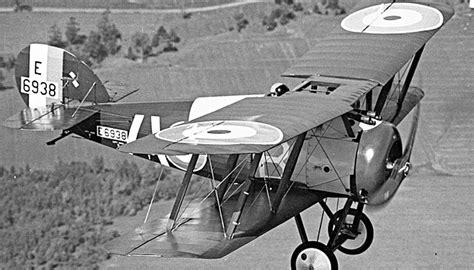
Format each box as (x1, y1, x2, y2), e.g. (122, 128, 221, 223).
(0, 0, 472, 269)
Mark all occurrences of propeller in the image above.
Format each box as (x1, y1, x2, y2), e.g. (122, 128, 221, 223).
(367, 104, 420, 210)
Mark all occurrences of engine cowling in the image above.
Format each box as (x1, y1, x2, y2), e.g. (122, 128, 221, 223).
(355, 121, 403, 200)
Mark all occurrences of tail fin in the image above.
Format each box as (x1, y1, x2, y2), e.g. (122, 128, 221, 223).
(15, 43, 110, 108)
(3, 44, 110, 130)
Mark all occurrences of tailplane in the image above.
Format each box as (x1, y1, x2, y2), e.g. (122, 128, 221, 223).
(3, 44, 137, 130)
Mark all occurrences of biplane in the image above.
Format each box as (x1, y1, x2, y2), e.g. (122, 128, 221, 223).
(3, 1, 453, 269)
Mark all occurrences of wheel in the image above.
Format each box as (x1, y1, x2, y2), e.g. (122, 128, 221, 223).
(328, 209, 374, 255)
(291, 241, 338, 270)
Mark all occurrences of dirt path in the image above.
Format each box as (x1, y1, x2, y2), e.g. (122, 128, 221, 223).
(0, 0, 271, 14)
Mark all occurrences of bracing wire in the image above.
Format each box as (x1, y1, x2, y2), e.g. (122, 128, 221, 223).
(221, 154, 249, 202)
(208, 156, 227, 236)
(174, 155, 249, 229)
(386, 57, 413, 108)
(312, 128, 348, 190)
(262, 153, 273, 209)
(143, 166, 164, 225)
(316, 198, 328, 241)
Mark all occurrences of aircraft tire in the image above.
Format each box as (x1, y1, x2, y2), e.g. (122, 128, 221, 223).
(328, 209, 374, 255)
(290, 241, 338, 270)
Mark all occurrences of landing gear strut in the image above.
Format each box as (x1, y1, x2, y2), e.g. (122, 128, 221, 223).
(291, 214, 338, 270)
(326, 198, 373, 254)
(328, 208, 373, 255)
(290, 198, 374, 269)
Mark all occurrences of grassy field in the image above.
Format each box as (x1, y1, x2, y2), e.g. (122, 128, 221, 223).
(0, 0, 238, 9)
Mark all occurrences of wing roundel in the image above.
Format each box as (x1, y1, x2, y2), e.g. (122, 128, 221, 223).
(283, 1, 454, 85)
(119, 92, 352, 155)
(341, 2, 444, 34)
(155, 120, 283, 146)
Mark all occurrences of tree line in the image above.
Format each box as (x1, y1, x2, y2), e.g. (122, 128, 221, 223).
(47, 9, 181, 65)
(0, 158, 202, 269)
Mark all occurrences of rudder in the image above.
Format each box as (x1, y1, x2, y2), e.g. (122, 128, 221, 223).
(15, 43, 110, 108)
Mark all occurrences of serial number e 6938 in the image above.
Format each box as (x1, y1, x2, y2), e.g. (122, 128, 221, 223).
(20, 76, 59, 99)
(97, 126, 128, 142)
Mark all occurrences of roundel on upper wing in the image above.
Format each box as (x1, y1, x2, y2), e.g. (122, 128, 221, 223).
(341, 3, 443, 34)
(156, 120, 284, 146)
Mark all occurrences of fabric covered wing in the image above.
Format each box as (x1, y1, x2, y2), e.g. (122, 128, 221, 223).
(119, 92, 352, 155)
(105, 183, 324, 258)
(283, 1, 454, 85)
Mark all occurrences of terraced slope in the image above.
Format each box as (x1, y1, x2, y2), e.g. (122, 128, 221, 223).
(1, 9, 472, 176)
(414, 17, 474, 175)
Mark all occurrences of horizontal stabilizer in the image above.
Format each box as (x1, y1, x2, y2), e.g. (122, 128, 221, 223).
(2, 105, 97, 130)
(104, 81, 140, 102)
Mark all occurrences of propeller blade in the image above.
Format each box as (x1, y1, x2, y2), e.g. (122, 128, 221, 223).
(367, 104, 420, 209)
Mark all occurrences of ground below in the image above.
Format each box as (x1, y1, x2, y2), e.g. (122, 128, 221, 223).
(100, 173, 473, 269)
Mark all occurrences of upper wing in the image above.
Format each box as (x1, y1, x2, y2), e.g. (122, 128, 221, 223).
(283, 1, 454, 85)
(119, 0, 454, 156)
(118, 91, 354, 155)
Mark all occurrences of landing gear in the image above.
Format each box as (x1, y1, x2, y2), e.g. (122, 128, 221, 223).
(328, 208, 373, 255)
(290, 198, 373, 269)
(291, 214, 338, 270)
(291, 241, 338, 270)
(326, 199, 374, 256)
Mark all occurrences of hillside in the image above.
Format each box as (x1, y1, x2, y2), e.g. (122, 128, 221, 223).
(1, 1, 472, 175)
(0, 0, 237, 9)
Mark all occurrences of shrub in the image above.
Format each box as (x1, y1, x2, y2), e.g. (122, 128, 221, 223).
(47, 24, 67, 48)
(127, 31, 152, 62)
(151, 26, 180, 53)
(262, 5, 296, 31)
(97, 9, 122, 55)
(151, 26, 168, 48)
(0, 68, 4, 89)
(313, 0, 345, 15)
(65, 17, 87, 45)
(293, 2, 304, 12)
(46, 12, 122, 65)
(0, 54, 15, 70)
(82, 31, 108, 65)
(78, 9, 122, 65)
(233, 13, 249, 32)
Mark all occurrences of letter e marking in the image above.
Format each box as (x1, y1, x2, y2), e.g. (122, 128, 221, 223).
(34, 61, 42, 75)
